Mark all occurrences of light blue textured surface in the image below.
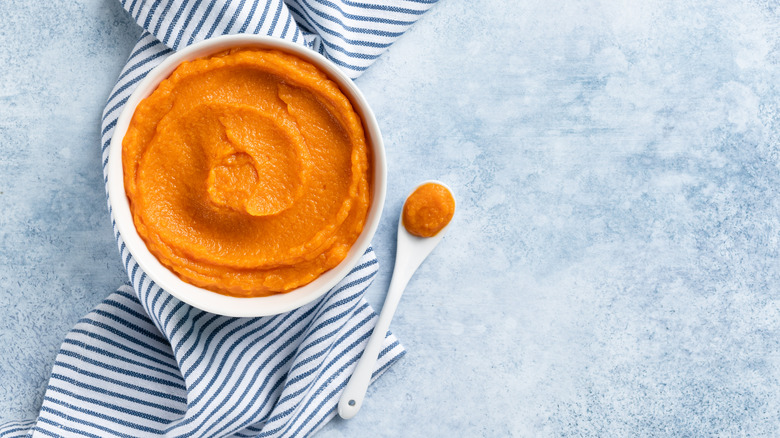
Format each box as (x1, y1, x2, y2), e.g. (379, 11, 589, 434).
(1, 0, 779, 436)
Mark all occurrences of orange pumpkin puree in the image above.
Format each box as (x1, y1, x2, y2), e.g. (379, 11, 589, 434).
(402, 183, 455, 237)
(123, 49, 371, 297)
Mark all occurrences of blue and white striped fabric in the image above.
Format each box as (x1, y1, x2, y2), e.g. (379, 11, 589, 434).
(0, 0, 436, 436)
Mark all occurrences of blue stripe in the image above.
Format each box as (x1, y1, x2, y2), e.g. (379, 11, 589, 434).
(57, 350, 185, 390)
(76, 318, 173, 360)
(299, 0, 407, 37)
(0, 425, 31, 438)
(61, 339, 182, 381)
(106, 69, 150, 107)
(214, 372, 290, 438)
(292, 24, 301, 43)
(290, 339, 402, 436)
(163, 299, 185, 332)
(41, 400, 162, 437)
(280, 11, 292, 39)
(28, 425, 63, 438)
(248, 303, 374, 433)
(129, 35, 160, 60)
(198, 350, 297, 437)
(176, 312, 221, 359)
(134, 0, 151, 23)
(101, 119, 116, 136)
(177, 313, 228, 367)
(103, 95, 130, 120)
(220, 0, 248, 35)
(352, 257, 378, 271)
(321, 49, 370, 72)
(311, 0, 418, 25)
(168, 302, 193, 341)
(172, 308, 208, 355)
(287, 2, 393, 47)
(152, 0, 175, 37)
(121, 246, 132, 270)
(186, 310, 302, 400)
(50, 373, 185, 415)
(35, 417, 104, 438)
(162, 0, 192, 47)
(229, 373, 289, 436)
(286, 5, 316, 34)
(149, 286, 165, 318)
(273, 376, 313, 408)
(247, 346, 405, 438)
(260, 311, 374, 436)
(116, 46, 171, 83)
(142, 1, 165, 30)
(238, 0, 264, 33)
(203, 0, 233, 39)
(0, 421, 35, 429)
(170, 306, 319, 434)
(188, 0, 220, 44)
(70, 329, 178, 371)
(125, 0, 137, 15)
(284, 6, 384, 70)
(182, 312, 281, 381)
(89, 309, 168, 345)
(103, 297, 157, 326)
(268, 0, 285, 36)
(291, 290, 365, 359)
(196, 305, 334, 436)
(47, 386, 171, 424)
(114, 288, 139, 302)
(173, 0, 206, 49)
(304, 348, 405, 433)
(253, 0, 279, 34)
(378, 339, 401, 359)
(52, 362, 186, 403)
(127, 0, 141, 16)
(130, 262, 141, 287)
(141, 274, 157, 314)
(155, 293, 175, 328)
(339, 0, 431, 15)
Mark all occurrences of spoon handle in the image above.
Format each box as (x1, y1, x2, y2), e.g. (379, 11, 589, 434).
(337, 262, 413, 419)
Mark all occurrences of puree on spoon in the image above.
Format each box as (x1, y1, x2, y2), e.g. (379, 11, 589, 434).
(402, 183, 455, 237)
(123, 48, 371, 297)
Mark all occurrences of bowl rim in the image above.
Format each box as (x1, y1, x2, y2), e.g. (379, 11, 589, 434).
(107, 34, 386, 317)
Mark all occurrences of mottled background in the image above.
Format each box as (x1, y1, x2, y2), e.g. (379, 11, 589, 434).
(1, 0, 779, 436)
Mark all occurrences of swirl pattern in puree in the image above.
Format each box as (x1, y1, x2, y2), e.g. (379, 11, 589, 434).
(123, 49, 371, 297)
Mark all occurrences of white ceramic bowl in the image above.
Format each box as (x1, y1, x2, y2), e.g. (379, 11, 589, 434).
(107, 35, 386, 317)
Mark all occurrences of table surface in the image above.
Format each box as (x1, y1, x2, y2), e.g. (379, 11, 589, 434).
(2, 0, 780, 436)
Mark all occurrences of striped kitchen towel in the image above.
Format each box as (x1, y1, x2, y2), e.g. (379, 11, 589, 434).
(0, 0, 436, 437)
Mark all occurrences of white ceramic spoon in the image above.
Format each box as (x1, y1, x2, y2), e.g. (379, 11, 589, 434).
(338, 180, 455, 420)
